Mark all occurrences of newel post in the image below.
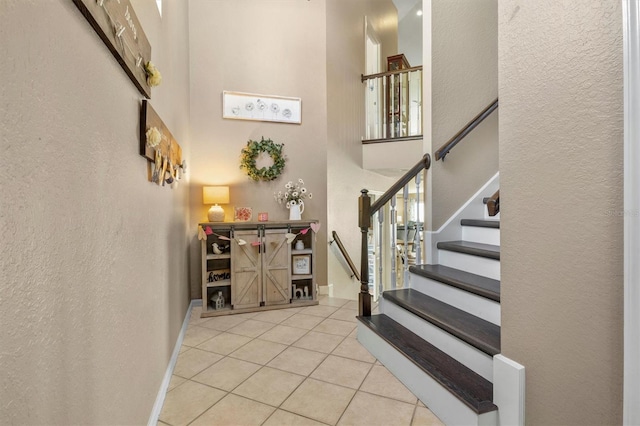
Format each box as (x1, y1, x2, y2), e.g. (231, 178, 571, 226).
(359, 189, 372, 317)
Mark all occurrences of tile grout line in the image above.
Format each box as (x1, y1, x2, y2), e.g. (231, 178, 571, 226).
(163, 303, 368, 426)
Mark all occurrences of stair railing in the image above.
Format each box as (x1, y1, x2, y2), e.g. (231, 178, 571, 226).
(330, 231, 361, 281)
(434, 98, 499, 161)
(361, 66, 423, 142)
(358, 153, 431, 316)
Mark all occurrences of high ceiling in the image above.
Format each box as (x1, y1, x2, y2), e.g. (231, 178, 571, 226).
(392, 0, 421, 20)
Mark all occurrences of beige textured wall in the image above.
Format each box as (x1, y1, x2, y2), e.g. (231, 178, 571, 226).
(428, 0, 498, 230)
(326, 0, 398, 299)
(187, 0, 328, 298)
(0, 0, 191, 424)
(499, 1, 624, 424)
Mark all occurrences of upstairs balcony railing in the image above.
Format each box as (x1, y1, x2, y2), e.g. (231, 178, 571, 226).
(362, 66, 423, 143)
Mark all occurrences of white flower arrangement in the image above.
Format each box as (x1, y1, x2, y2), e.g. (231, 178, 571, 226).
(144, 61, 162, 87)
(274, 178, 312, 209)
(146, 126, 162, 148)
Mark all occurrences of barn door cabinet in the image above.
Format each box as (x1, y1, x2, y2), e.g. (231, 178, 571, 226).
(200, 220, 319, 318)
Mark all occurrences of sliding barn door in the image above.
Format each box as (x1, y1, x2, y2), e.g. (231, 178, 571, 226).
(262, 230, 290, 305)
(231, 230, 262, 309)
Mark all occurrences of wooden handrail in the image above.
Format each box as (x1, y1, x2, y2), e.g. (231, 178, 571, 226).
(330, 231, 361, 281)
(370, 153, 431, 215)
(434, 98, 499, 161)
(486, 190, 500, 217)
(361, 65, 423, 82)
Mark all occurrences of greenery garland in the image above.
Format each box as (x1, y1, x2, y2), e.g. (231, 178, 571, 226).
(239, 137, 286, 181)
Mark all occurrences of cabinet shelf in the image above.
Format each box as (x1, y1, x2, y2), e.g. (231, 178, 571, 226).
(207, 253, 231, 260)
(292, 274, 313, 280)
(206, 279, 231, 288)
(291, 249, 313, 255)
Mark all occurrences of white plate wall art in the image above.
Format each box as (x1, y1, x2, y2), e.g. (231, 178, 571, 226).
(223, 91, 301, 124)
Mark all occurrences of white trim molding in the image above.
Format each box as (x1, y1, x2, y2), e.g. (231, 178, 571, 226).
(493, 354, 525, 426)
(623, 1, 640, 424)
(147, 299, 201, 425)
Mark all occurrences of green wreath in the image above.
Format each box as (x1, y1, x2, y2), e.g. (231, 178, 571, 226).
(239, 137, 286, 181)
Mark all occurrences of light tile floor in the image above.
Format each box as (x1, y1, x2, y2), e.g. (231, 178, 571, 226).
(158, 296, 444, 426)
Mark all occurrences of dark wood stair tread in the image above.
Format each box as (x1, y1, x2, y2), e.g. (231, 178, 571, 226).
(409, 264, 500, 302)
(358, 314, 497, 414)
(383, 288, 500, 356)
(437, 240, 500, 260)
(460, 219, 500, 229)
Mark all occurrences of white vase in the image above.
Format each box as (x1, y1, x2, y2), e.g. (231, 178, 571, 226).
(289, 202, 304, 220)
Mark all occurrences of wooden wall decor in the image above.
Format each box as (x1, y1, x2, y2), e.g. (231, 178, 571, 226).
(73, 0, 152, 98)
(140, 100, 184, 186)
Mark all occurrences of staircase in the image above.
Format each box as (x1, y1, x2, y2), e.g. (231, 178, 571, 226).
(357, 212, 501, 425)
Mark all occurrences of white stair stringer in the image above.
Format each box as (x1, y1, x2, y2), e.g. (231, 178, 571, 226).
(410, 273, 501, 326)
(357, 322, 498, 426)
(438, 250, 500, 280)
(462, 225, 500, 246)
(380, 297, 494, 382)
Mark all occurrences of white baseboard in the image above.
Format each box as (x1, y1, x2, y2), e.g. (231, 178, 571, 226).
(147, 299, 201, 426)
(493, 354, 525, 426)
(319, 284, 333, 296)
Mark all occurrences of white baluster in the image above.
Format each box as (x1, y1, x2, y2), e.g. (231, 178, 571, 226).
(390, 195, 397, 290)
(403, 185, 410, 286)
(377, 209, 384, 299)
(414, 172, 422, 265)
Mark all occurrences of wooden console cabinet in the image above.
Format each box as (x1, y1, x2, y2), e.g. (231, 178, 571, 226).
(199, 220, 319, 317)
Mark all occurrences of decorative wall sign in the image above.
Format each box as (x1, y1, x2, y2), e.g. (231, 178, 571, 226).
(208, 269, 231, 283)
(140, 100, 184, 186)
(223, 91, 302, 124)
(73, 0, 153, 98)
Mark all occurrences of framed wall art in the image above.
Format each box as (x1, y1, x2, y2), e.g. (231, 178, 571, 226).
(223, 91, 301, 124)
(292, 254, 311, 275)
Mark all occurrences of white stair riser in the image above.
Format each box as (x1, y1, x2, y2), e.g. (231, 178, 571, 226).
(438, 250, 500, 280)
(380, 298, 494, 382)
(462, 226, 500, 246)
(410, 274, 501, 326)
(357, 323, 498, 426)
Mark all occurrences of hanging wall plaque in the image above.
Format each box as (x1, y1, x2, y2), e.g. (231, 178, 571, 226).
(73, 0, 152, 98)
(223, 91, 302, 124)
(140, 100, 183, 186)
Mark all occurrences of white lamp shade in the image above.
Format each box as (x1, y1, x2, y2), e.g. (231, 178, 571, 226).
(203, 186, 230, 204)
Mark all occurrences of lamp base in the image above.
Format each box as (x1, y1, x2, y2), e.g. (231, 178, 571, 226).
(208, 205, 225, 222)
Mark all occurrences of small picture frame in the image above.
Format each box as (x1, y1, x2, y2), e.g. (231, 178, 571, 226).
(234, 207, 252, 222)
(292, 254, 311, 275)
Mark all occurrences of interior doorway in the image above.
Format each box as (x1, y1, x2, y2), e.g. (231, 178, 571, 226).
(365, 17, 382, 140)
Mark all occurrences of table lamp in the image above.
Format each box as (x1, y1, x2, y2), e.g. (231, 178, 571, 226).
(203, 186, 229, 222)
